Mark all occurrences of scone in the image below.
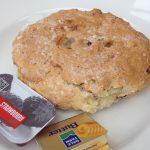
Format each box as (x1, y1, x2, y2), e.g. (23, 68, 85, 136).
(13, 9, 150, 113)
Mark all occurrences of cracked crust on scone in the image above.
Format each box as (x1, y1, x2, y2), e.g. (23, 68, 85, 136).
(13, 9, 150, 113)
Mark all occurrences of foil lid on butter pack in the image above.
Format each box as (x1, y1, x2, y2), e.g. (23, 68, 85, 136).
(36, 113, 111, 150)
(0, 74, 56, 144)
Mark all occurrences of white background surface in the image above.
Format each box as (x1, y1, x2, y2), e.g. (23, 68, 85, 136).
(0, 0, 150, 150)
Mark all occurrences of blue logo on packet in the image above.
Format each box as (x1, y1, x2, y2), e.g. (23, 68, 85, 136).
(60, 130, 81, 148)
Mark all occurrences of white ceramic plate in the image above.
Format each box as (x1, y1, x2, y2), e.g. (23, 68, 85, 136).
(0, 6, 150, 150)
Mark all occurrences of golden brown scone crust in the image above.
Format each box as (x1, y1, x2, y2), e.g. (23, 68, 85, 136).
(13, 9, 150, 113)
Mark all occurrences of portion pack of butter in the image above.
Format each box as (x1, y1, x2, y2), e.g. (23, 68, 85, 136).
(0, 74, 56, 144)
(36, 113, 111, 150)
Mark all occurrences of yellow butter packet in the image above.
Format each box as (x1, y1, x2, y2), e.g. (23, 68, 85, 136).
(36, 113, 110, 150)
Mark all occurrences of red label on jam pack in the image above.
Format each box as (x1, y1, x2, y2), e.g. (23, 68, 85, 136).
(0, 96, 27, 129)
